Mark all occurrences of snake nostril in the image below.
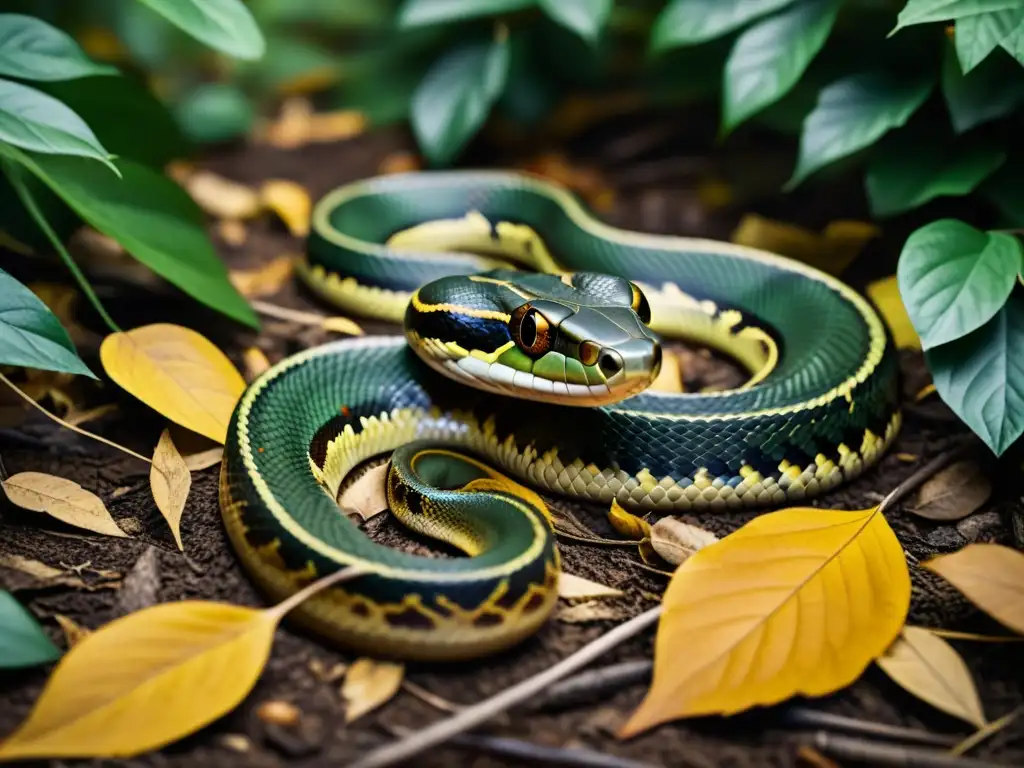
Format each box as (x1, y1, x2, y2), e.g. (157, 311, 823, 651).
(599, 352, 622, 377)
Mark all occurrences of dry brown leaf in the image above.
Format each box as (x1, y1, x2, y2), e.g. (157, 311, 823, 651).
(150, 429, 191, 550)
(256, 98, 366, 148)
(338, 464, 389, 521)
(2, 472, 126, 538)
(341, 658, 404, 723)
(558, 572, 624, 600)
(925, 544, 1024, 634)
(54, 614, 91, 648)
(260, 180, 311, 237)
(184, 171, 261, 219)
(0, 554, 120, 592)
(217, 219, 247, 247)
(243, 347, 271, 381)
(730, 214, 879, 276)
(910, 461, 991, 522)
(228, 254, 296, 298)
(182, 446, 225, 472)
(637, 538, 675, 574)
(250, 300, 364, 336)
(64, 403, 118, 428)
(556, 601, 627, 624)
(117, 546, 162, 615)
(607, 499, 651, 540)
(877, 626, 986, 727)
(649, 517, 719, 566)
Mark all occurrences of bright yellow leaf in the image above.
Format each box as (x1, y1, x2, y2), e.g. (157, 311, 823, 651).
(877, 626, 986, 728)
(866, 275, 921, 350)
(242, 347, 271, 381)
(260, 181, 311, 237)
(2, 472, 126, 539)
(730, 214, 879, 276)
(99, 324, 246, 444)
(607, 499, 650, 540)
(924, 544, 1024, 635)
(150, 429, 191, 550)
(341, 658, 404, 724)
(619, 506, 910, 736)
(228, 255, 296, 298)
(183, 171, 261, 220)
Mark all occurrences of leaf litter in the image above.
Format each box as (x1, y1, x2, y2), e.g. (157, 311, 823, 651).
(149, 429, 191, 550)
(909, 460, 991, 521)
(2, 472, 126, 539)
(341, 658, 405, 724)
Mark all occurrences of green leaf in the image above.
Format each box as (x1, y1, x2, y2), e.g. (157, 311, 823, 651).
(175, 82, 253, 144)
(954, 8, 1024, 72)
(722, 0, 840, 132)
(785, 70, 934, 189)
(538, 0, 612, 44)
(0, 14, 116, 81)
(9, 149, 259, 329)
(1000, 17, 1024, 64)
(866, 130, 1006, 217)
(132, 0, 265, 60)
(897, 219, 1022, 349)
(942, 41, 1024, 132)
(927, 293, 1024, 455)
(411, 36, 511, 166)
(650, 0, 797, 52)
(398, 0, 535, 28)
(0, 79, 116, 173)
(894, 0, 1024, 32)
(0, 266, 94, 377)
(0, 590, 61, 669)
(250, 0, 393, 30)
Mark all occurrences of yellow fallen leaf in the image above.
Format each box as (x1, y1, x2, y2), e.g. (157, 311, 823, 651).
(924, 544, 1024, 635)
(556, 601, 627, 623)
(54, 615, 91, 648)
(2, 472, 126, 538)
(0, 567, 361, 761)
(730, 214, 879, 276)
(557, 572, 624, 600)
(637, 538, 674, 574)
(217, 219, 247, 247)
(249, 300, 364, 336)
(228, 255, 296, 298)
(183, 171, 261, 220)
(150, 429, 191, 550)
(877, 625, 986, 728)
(307, 110, 368, 143)
(341, 658, 404, 724)
(260, 180, 311, 237)
(242, 347, 271, 381)
(866, 275, 921, 350)
(607, 499, 650, 540)
(338, 464, 389, 521)
(910, 460, 991, 522)
(182, 446, 224, 472)
(649, 517, 719, 566)
(619, 505, 910, 736)
(99, 324, 246, 445)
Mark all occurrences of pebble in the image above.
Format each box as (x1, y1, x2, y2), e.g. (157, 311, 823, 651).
(256, 700, 300, 726)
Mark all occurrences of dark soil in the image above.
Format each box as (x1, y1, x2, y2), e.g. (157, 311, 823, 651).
(2, 115, 1024, 768)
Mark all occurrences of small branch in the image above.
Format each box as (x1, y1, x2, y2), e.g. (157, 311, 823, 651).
(526, 660, 653, 712)
(0, 373, 151, 465)
(879, 440, 976, 513)
(349, 606, 663, 768)
(813, 732, 1013, 767)
(269, 565, 367, 619)
(782, 709, 959, 747)
(950, 707, 1022, 757)
(928, 629, 1024, 644)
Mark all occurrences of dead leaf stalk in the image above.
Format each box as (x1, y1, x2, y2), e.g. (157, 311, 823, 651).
(949, 707, 1022, 757)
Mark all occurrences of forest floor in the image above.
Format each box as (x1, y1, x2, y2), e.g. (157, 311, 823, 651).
(2, 113, 1023, 768)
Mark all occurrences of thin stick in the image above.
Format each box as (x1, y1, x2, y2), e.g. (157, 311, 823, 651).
(527, 660, 653, 712)
(269, 565, 367, 619)
(949, 707, 1021, 757)
(349, 606, 663, 768)
(928, 629, 1024, 644)
(782, 708, 959, 747)
(0, 373, 151, 465)
(814, 732, 1012, 767)
(879, 440, 976, 512)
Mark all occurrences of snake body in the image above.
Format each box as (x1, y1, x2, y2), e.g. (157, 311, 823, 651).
(219, 171, 901, 660)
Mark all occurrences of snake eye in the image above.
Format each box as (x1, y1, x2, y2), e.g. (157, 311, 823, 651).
(630, 282, 652, 325)
(510, 303, 551, 358)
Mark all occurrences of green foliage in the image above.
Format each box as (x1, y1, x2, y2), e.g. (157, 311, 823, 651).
(651, 0, 796, 51)
(132, 0, 264, 60)
(0, 14, 116, 80)
(0, 591, 62, 669)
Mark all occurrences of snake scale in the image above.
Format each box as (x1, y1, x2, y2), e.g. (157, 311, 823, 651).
(219, 171, 901, 660)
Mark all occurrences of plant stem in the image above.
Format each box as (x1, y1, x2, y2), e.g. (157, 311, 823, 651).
(269, 565, 367, 619)
(879, 439, 976, 512)
(0, 373, 151, 465)
(950, 707, 1021, 757)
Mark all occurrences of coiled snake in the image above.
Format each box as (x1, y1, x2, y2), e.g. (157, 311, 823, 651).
(219, 171, 901, 660)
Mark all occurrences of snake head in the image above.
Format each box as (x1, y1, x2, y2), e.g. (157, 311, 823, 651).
(406, 270, 662, 406)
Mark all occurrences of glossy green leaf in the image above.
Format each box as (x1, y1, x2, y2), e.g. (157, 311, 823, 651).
(398, 0, 534, 28)
(722, 0, 840, 132)
(942, 42, 1024, 132)
(0, 79, 116, 173)
(175, 82, 253, 143)
(0, 266, 93, 377)
(133, 0, 265, 60)
(894, 0, 1024, 32)
(897, 219, 1022, 349)
(411, 36, 510, 166)
(538, 0, 612, 44)
(785, 70, 933, 189)
(954, 8, 1024, 72)
(0, 14, 116, 81)
(10, 149, 258, 329)
(1000, 18, 1024, 64)
(927, 294, 1024, 456)
(866, 130, 1005, 217)
(650, 0, 796, 51)
(0, 591, 61, 669)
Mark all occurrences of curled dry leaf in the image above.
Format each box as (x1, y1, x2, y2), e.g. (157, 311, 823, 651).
(607, 499, 650, 541)
(866, 275, 921, 351)
(150, 429, 191, 550)
(925, 544, 1024, 635)
(910, 460, 991, 522)
(557, 572, 624, 600)
(183, 171, 261, 220)
(620, 505, 911, 736)
(228, 255, 296, 298)
(243, 347, 271, 381)
(730, 214, 879, 276)
(0, 555, 121, 592)
(182, 446, 225, 472)
(341, 658, 405, 724)
(338, 463, 389, 522)
(54, 615, 91, 648)
(2, 472, 126, 538)
(649, 517, 718, 566)
(100, 323, 246, 444)
(260, 180, 311, 237)
(877, 626, 986, 728)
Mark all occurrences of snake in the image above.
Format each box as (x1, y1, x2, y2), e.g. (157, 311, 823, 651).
(219, 170, 902, 661)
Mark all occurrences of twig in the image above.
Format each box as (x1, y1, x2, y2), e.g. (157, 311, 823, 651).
(527, 660, 653, 712)
(556, 531, 640, 547)
(880, 440, 976, 512)
(813, 732, 1014, 767)
(950, 707, 1022, 757)
(401, 680, 463, 713)
(782, 709, 959, 747)
(928, 629, 1024, 643)
(348, 607, 663, 768)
